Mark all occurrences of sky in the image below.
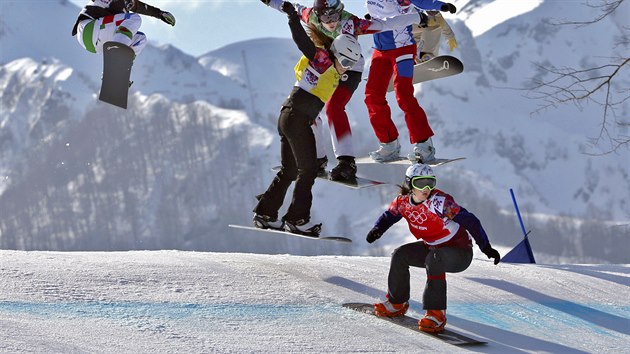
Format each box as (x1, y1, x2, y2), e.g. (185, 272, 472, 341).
(1, 250, 629, 352)
(67, 0, 544, 56)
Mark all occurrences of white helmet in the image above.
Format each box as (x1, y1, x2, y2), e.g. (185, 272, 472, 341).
(405, 163, 436, 190)
(330, 34, 361, 69)
(405, 163, 434, 179)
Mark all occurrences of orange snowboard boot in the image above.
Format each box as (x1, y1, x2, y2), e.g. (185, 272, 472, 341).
(419, 310, 446, 333)
(374, 300, 409, 317)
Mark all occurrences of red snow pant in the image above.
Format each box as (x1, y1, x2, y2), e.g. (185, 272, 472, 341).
(324, 70, 362, 158)
(364, 44, 434, 144)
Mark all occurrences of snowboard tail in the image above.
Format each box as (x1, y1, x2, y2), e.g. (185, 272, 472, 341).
(343, 303, 486, 346)
(99, 41, 134, 109)
(387, 55, 464, 92)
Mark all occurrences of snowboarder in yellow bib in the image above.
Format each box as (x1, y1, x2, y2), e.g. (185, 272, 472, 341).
(253, 2, 362, 236)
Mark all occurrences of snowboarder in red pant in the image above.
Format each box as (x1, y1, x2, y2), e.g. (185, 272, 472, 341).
(366, 163, 501, 333)
(364, 0, 457, 164)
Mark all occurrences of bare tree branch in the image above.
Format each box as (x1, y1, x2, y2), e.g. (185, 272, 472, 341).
(547, 0, 625, 27)
(529, 0, 630, 153)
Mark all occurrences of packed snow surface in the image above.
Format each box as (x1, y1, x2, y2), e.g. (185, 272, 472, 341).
(1, 250, 628, 353)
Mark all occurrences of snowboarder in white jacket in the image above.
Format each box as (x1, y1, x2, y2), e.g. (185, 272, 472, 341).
(71, 0, 175, 56)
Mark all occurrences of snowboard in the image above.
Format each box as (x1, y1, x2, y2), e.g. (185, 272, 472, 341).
(387, 55, 464, 92)
(99, 41, 135, 109)
(355, 157, 466, 167)
(343, 303, 486, 346)
(228, 224, 352, 243)
(271, 166, 385, 189)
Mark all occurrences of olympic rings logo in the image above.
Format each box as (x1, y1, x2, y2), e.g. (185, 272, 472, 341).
(407, 210, 428, 224)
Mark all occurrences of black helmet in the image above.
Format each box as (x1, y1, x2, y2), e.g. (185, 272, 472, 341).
(313, 0, 344, 18)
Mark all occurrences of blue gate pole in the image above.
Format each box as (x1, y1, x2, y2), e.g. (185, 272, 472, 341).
(510, 188, 527, 238)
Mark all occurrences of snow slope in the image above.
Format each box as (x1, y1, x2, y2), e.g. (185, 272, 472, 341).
(0, 0, 628, 262)
(1, 251, 629, 353)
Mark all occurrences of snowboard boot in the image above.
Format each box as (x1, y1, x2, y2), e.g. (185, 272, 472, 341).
(316, 156, 328, 177)
(253, 214, 284, 230)
(329, 156, 357, 183)
(374, 300, 409, 317)
(419, 310, 446, 333)
(407, 137, 436, 163)
(284, 218, 322, 237)
(369, 139, 401, 162)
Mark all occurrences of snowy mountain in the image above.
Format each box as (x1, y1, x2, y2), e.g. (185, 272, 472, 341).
(1, 250, 629, 352)
(0, 1, 628, 262)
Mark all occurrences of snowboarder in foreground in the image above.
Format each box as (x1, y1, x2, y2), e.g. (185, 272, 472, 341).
(71, 0, 175, 56)
(252, 2, 363, 236)
(366, 163, 501, 333)
(364, 0, 456, 164)
(412, 10, 458, 63)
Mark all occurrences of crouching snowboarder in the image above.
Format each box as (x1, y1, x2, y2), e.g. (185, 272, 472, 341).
(366, 163, 501, 333)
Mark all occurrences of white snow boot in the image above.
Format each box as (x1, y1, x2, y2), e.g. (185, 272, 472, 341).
(407, 138, 436, 163)
(369, 139, 401, 162)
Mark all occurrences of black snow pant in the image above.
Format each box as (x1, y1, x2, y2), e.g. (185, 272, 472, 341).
(254, 88, 323, 224)
(387, 240, 473, 310)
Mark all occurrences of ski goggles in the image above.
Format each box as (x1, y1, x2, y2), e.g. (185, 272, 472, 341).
(319, 11, 341, 24)
(411, 176, 436, 191)
(338, 56, 357, 69)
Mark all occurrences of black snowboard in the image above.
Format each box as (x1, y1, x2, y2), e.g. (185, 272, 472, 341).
(343, 303, 486, 346)
(271, 166, 385, 189)
(228, 224, 352, 243)
(387, 55, 464, 92)
(99, 41, 134, 109)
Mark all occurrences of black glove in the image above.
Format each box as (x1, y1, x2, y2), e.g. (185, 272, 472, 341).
(160, 11, 176, 26)
(366, 227, 384, 244)
(418, 12, 428, 28)
(364, 13, 372, 20)
(260, 0, 271, 4)
(440, 3, 457, 14)
(281, 1, 297, 16)
(482, 245, 501, 265)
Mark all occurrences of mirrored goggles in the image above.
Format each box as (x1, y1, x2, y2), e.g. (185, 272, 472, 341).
(411, 176, 436, 191)
(338, 56, 357, 69)
(319, 11, 341, 24)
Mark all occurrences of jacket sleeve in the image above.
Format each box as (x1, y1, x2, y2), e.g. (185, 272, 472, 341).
(374, 210, 403, 232)
(453, 207, 490, 250)
(288, 11, 317, 60)
(131, 0, 163, 19)
(268, 0, 311, 23)
(436, 13, 455, 40)
(364, 10, 423, 33)
(410, 0, 445, 11)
